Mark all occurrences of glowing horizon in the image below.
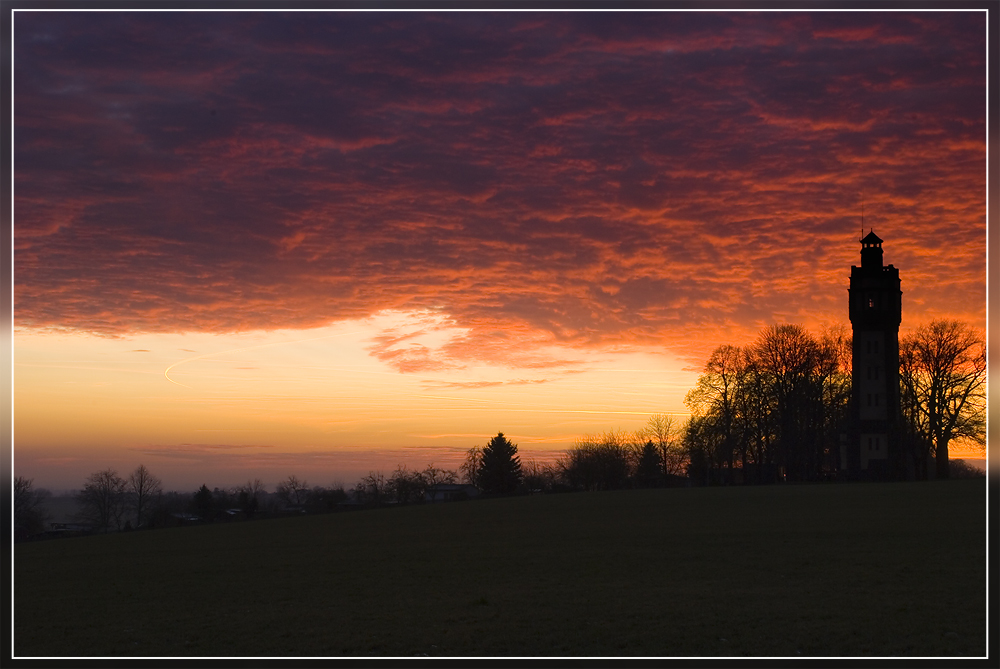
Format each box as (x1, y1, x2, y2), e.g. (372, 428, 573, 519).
(14, 311, 705, 490)
(12, 10, 986, 491)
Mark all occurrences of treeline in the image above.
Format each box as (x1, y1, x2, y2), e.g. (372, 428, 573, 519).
(683, 320, 985, 482)
(189, 476, 349, 521)
(13, 475, 51, 540)
(683, 324, 852, 484)
(346, 465, 462, 506)
(14, 458, 481, 541)
(554, 415, 689, 491)
(13, 426, 689, 541)
(898, 320, 986, 479)
(13, 468, 354, 541)
(74, 465, 165, 532)
(13, 319, 985, 541)
(452, 423, 689, 494)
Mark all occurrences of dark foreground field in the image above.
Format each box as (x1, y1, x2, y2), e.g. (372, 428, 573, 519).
(15, 480, 986, 658)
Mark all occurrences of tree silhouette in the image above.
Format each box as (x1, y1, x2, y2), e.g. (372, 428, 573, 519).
(14, 476, 50, 539)
(640, 413, 686, 477)
(237, 479, 266, 518)
(354, 471, 389, 506)
(194, 484, 213, 519)
(276, 475, 308, 506)
(460, 446, 483, 487)
(305, 484, 348, 512)
(478, 432, 522, 494)
(420, 464, 458, 489)
(899, 320, 985, 479)
(560, 430, 633, 491)
(128, 464, 162, 528)
(522, 458, 559, 493)
(684, 324, 851, 483)
(77, 469, 128, 532)
(635, 440, 662, 487)
(388, 466, 424, 504)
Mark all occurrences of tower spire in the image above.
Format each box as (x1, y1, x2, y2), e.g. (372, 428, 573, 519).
(861, 192, 865, 239)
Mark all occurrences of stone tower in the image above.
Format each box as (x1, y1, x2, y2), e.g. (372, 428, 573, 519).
(846, 230, 902, 479)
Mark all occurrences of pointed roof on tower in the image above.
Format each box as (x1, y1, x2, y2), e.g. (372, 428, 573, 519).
(861, 230, 883, 245)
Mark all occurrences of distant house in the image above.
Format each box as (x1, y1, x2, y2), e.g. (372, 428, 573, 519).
(424, 484, 480, 503)
(27, 522, 97, 540)
(51, 522, 93, 531)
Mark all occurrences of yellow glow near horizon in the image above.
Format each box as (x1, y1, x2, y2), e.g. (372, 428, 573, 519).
(14, 310, 698, 490)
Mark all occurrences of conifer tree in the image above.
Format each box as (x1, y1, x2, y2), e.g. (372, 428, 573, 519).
(194, 484, 213, 520)
(635, 440, 663, 487)
(478, 432, 523, 494)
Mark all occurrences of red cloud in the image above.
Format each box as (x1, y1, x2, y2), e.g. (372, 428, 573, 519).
(13, 11, 985, 365)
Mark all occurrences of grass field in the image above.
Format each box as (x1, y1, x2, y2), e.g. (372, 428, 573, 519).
(14, 480, 986, 658)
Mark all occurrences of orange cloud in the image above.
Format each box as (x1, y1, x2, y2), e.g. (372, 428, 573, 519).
(13, 10, 984, 369)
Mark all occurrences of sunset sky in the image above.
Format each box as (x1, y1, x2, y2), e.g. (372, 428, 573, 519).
(12, 9, 987, 492)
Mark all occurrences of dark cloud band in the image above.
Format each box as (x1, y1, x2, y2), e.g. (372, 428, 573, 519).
(14, 11, 986, 363)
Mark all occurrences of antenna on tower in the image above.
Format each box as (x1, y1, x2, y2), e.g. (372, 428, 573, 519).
(860, 190, 865, 240)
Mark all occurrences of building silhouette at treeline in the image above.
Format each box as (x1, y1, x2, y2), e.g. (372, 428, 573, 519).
(843, 230, 901, 480)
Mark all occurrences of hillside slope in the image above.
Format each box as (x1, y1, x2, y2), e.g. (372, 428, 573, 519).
(14, 480, 986, 658)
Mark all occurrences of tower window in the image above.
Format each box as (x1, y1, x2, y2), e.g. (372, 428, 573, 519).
(867, 394, 872, 406)
(867, 366, 871, 380)
(874, 394, 879, 406)
(868, 437, 873, 451)
(874, 367, 879, 380)
(874, 340, 879, 353)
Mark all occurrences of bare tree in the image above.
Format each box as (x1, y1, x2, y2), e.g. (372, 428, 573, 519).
(128, 464, 162, 528)
(275, 475, 309, 506)
(236, 478, 267, 518)
(460, 446, 483, 487)
(639, 413, 687, 477)
(77, 469, 128, 533)
(387, 466, 423, 504)
(822, 323, 853, 375)
(899, 320, 986, 479)
(751, 324, 827, 481)
(14, 476, 51, 539)
(354, 471, 389, 506)
(382, 464, 460, 504)
(685, 345, 745, 472)
(684, 325, 850, 484)
(560, 430, 633, 491)
(420, 464, 458, 488)
(305, 484, 348, 512)
(521, 458, 555, 492)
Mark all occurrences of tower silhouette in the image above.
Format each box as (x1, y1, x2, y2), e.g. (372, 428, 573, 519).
(846, 231, 902, 479)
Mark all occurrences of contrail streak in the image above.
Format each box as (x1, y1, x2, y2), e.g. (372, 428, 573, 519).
(163, 331, 363, 389)
(413, 395, 688, 416)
